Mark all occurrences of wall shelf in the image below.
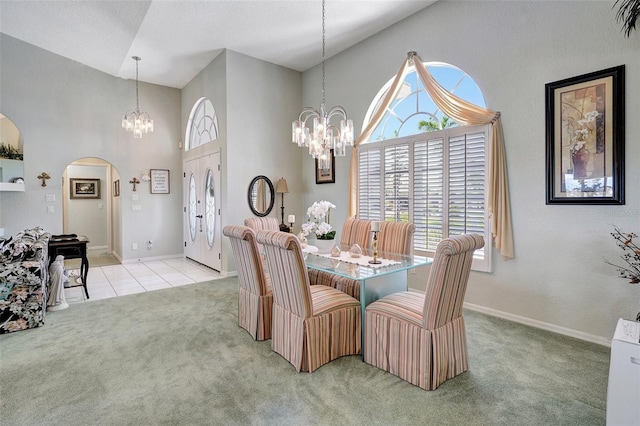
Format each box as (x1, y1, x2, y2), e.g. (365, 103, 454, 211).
(0, 182, 26, 192)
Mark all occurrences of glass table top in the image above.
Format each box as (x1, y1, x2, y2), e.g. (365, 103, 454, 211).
(303, 246, 432, 281)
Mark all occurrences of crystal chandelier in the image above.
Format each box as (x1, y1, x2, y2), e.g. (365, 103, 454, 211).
(122, 56, 154, 138)
(291, 0, 354, 170)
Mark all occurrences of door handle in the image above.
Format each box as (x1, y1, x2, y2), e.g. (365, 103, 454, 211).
(195, 215, 203, 218)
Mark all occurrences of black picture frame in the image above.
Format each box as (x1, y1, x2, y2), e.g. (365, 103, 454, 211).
(315, 150, 335, 184)
(113, 179, 120, 197)
(545, 65, 625, 205)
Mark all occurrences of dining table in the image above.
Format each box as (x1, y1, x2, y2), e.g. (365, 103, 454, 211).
(303, 244, 432, 352)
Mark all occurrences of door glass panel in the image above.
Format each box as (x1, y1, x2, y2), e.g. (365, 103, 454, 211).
(189, 173, 197, 241)
(205, 168, 215, 247)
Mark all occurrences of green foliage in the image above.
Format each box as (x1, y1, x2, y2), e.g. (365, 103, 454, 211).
(615, 0, 640, 37)
(0, 143, 23, 160)
(418, 116, 456, 133)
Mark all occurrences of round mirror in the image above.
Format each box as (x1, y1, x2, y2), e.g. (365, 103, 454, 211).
(0, 114, 25, 188)
(248, 175, 274, 217)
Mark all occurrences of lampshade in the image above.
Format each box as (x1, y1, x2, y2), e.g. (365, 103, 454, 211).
(275, 178, 289, 194)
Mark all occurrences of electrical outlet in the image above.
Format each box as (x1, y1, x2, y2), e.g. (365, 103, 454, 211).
(147, 240, 153, 250)
(132, 242, 138, 250)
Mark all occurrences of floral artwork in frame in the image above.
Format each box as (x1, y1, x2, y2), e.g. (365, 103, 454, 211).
(545, 65, 625, 204)
(70, 178, 100, 199)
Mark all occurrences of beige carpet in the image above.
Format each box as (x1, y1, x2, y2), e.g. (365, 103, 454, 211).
(0, 277, 609, 425)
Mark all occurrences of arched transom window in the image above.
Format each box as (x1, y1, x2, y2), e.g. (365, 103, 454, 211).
(185, 97, 219, 150)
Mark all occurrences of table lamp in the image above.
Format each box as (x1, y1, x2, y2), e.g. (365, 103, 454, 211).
(276, 178, 290, 232)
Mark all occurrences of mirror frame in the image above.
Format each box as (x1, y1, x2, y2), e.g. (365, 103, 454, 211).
(248, 175, 275, 217)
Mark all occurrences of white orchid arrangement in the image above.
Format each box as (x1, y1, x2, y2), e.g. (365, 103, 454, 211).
(301, 200, 336, 240)
(568, 110, 599, 156)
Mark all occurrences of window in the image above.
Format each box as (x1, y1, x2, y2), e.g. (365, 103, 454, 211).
(185, 97, 219, 150)
(359, 63, 491, 271)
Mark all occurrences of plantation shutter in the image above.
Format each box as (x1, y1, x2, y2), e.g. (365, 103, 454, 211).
(384, 144, 410, 222)
(358, 149, 382, 220)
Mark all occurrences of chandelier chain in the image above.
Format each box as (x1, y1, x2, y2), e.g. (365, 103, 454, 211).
(321, 0, 326, 108)
(134, 56, 140, 112)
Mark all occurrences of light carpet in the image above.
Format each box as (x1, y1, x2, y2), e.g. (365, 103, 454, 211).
(0, 277, 609, 425)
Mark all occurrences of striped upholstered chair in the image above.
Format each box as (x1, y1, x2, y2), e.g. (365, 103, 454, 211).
(378, 220, 415, 255)
(244, 217, 279, 232)
(223, 225, 273, 341)
(364, 234, 484, 390)
(308, 218, 372, 300)
(256, 230, 361, 372)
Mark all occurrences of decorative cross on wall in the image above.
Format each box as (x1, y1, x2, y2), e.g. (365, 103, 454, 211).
(129, 177, 141, 192)
(37, 172, 50, 187)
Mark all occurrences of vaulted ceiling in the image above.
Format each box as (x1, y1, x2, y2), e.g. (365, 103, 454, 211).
(0, 0, 435, 89)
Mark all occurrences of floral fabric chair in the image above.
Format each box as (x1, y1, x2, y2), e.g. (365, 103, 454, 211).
(223, 225, 273, 341)
(364, 234, 484, 390)
(0, 227, 51, 334)
(256, 230, 361, 372)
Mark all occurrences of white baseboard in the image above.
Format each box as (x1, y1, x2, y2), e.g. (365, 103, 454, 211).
(463, 302, 612, 348)
(88, 245, 108, 251)
(121, 254, 184, 264)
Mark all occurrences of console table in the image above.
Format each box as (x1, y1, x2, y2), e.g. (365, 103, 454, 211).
(48, 234, 90, 299)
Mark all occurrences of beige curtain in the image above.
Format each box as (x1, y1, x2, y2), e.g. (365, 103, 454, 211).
(348, 52, 514, 260)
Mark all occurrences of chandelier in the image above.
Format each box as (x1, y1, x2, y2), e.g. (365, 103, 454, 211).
(122, 56, 154, 138)
(291, 0, 354, 170)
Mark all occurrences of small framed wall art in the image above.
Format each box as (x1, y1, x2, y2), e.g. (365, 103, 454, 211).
(70, 178, 101, 199)
(545, 65, 625, 205)
(315, 150, 335, 184)
(113, 179, 120, 197)
(150, 169, 170, 194)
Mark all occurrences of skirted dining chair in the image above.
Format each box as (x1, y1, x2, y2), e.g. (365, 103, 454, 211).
(256, 230, 361, 372)
(378, 221, 415, 255)
(364, 233, 484, 390)
(223, 225, 273, 341)
(308, 218, 372, 300)
(244, 217, 279, 232)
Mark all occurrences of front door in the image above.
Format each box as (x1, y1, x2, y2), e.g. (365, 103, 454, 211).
(184, 151, 221, 271)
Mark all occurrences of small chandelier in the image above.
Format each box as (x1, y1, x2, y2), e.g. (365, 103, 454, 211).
(291, 0, 354, 169)
(122, 56, 153, 138)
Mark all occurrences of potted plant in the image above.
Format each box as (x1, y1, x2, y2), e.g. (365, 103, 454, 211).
(301, 201, 336, 253)
(605, 226, 640, 321)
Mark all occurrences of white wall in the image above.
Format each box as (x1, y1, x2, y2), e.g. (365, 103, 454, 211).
(0, 34, 183, 260)
(302, 0, 640, 341)
(181, 50, 302, 275)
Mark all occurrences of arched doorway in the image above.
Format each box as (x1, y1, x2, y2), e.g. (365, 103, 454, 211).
(62, 157, 122, 265)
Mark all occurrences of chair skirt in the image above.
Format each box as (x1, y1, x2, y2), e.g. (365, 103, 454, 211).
(238, 287, 273, 341)
(271, 292, 361, 372)
(365, 303, 469, 390)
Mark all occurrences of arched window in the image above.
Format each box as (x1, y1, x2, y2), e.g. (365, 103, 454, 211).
(185, 98, 219, 150)
(364, 62, 486, 140)
(358, 62, 491, 271)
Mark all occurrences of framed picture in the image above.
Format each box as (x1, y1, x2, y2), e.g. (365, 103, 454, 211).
(150, 169, 170, 194)
(545, 65, 625, 205)
(315, 150, 335, 184)
(70, 178, 101, 199)
(113, 179, 120, 197)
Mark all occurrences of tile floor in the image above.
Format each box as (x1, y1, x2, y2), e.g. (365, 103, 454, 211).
(64, 257, 223, 304)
